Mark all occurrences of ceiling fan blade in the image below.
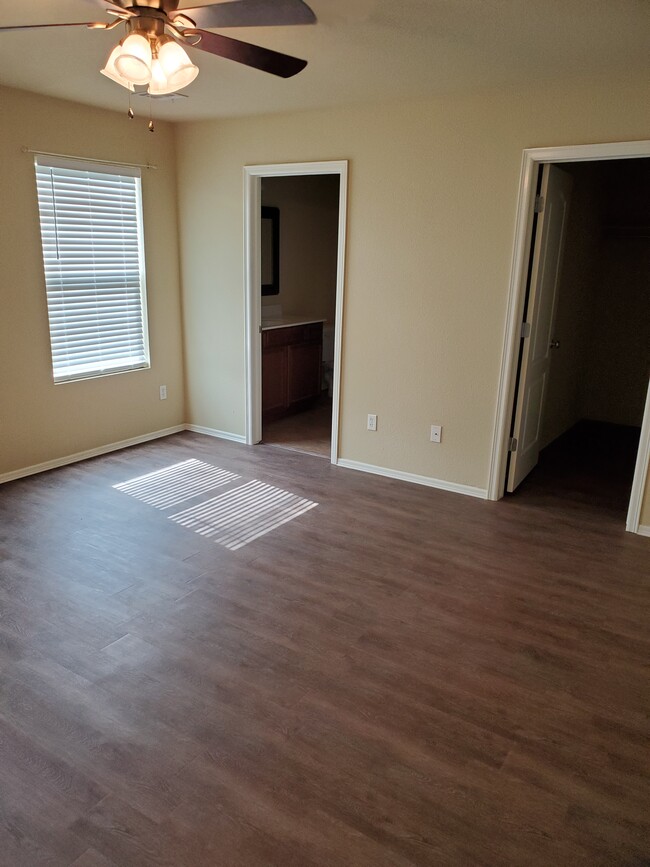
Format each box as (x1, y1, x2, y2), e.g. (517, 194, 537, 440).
(82, 0, 128, 9)
(83, 0, 138, 19)
(172, 0, 316, 29)
(181, 29, 307, 77)
(0, 22, 103, 32)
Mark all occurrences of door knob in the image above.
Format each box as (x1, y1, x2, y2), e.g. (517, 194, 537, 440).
(549, 339, 560, 350)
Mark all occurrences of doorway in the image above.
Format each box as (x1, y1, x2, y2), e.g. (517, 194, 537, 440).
(260, 174, 339, 458)
(490, 141, 650, 535)
(244, 161, 348, 464)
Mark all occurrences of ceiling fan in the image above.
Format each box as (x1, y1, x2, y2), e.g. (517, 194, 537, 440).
(0, 0, 317, 97)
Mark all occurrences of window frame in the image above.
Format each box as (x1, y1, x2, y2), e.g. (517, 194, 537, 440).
(34, 155, 151, 385)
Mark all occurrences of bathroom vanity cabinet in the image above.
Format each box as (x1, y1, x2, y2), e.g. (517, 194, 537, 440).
(262, 319, 323, 421)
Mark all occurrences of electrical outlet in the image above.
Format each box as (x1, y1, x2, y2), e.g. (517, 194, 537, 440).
(159, 385, 167, 400)
(430, 424, 442, 443)
(367, 414, 377, 431)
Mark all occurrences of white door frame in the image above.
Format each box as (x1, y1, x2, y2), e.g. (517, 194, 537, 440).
(243, 160, 348, 463)
(488, 140, 650, 534)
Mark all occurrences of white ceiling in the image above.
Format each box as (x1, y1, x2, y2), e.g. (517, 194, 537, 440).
(0, 0, 649, 122)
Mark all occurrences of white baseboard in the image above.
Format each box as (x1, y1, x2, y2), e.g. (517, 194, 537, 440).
(637, 524, 650, 538)
(0, 425, 186, 485)
(336, 458, 488, 500)
(185, 424, 247, 444)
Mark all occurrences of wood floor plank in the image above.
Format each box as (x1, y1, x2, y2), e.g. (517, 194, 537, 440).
(70, 849, 119, 867)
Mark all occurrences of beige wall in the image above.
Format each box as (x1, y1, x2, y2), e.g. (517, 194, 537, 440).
(0, 86, 184, 476)
(176, 75, 650, 517)
(261, 174, 339, 324)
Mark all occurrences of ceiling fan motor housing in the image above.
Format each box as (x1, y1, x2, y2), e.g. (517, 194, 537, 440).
(125, 1, 183, 13)
(128, 14, 166, 39)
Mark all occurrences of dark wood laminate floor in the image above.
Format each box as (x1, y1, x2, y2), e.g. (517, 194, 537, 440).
(511, 420, 642, 519)
(0, 431, 648, 866)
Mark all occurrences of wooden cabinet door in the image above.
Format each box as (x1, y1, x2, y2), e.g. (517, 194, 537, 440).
(287, 342, 322, 405)
(262, 346, 288, 413)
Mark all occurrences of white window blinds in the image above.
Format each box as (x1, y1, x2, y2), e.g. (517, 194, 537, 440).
(35, 156, 150, 383)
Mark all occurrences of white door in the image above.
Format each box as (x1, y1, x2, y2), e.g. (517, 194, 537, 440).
(507, 164, 573, 492)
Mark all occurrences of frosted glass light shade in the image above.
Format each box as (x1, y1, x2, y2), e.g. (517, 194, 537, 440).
(158, 40, 199, 90)
(115, 33, 153, 85)
(148, 58, 177, 95)
(100, 45, 135, 91)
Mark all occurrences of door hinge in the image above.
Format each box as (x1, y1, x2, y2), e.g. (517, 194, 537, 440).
(508, 437, 518, 453)
(520, 321, 531, 339)
(534, 195, 545, 214)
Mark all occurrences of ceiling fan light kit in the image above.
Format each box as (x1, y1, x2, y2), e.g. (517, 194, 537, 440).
(1, 0, 316, 122)
(103, 24, 199, 95)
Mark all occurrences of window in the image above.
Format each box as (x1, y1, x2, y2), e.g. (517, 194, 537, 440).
(34, 156, 149, 383)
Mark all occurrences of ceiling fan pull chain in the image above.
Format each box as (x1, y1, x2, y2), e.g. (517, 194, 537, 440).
(127, 90, 134, 120)
(148, 95, 155, 133)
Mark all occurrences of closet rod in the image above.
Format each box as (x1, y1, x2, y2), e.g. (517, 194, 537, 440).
(21, 147, 157, 170)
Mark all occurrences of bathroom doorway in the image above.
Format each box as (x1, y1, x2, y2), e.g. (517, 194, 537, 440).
(244, 161, 348, 464)
(260, 174, 339, 458)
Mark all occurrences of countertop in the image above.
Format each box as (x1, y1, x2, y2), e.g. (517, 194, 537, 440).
(261, 316, 326, 331)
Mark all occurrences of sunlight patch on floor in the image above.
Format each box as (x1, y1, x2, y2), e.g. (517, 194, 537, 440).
(113, 459, 240, 509)
(168, 480, 318, 550)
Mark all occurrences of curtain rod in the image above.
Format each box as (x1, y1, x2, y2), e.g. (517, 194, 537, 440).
(22, 147, 157, 170)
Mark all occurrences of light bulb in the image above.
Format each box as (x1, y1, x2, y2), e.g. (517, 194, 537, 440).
(100, 44, 135, 91)
(115, 33, 153, 85)
(158, 40, 199, 90)
(148, 58, 176, 95)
